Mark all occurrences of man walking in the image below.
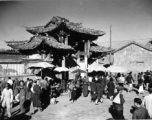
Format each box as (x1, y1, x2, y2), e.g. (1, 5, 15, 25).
(1, 83, 13, 118)
(112, 86, 125, 119)
(126, 72, 134, 92)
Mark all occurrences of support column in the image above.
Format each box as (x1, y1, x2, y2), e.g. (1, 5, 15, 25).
(77, 54, 80, 69)
(41, 51, 46, 60)
(24, 56, 29, 74)
(61, 34, 69, 67)
(62, 56, 66, 67)
(61, 34, 69, 80)
(84, 40, 90, 77)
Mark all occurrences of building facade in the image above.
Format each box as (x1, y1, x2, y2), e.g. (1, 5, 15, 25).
(0, 50, 25, 76)
(113, 42, 152, 72)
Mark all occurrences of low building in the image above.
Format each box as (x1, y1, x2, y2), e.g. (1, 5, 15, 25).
(0, 49, 25, 76)
(99, 40, 152, 72)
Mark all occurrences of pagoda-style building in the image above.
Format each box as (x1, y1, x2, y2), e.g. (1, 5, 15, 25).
(6, 16, 111, 76)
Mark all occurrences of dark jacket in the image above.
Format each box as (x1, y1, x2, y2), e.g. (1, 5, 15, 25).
(113, 92, 125, 111)
(132, 107, 150, 119)
(90, 81, 96, 93)
(13, 79, 20, 91)
(126, 74, 134, 84)
(107, 81, 115, 97)
(0, 80, 7, 92)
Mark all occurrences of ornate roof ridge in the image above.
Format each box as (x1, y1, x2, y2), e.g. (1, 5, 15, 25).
(25, 16, 105, 36)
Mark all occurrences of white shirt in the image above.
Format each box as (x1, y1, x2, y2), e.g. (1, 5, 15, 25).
(143, 94, 152, 118)
(1, 88, 13, 103)
(119, 77, 125, 83)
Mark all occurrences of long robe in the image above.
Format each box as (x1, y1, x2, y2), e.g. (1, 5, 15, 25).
(13, 79, 20, 92)
(82, 83, 88, 97)
(107, 81, 115, 98)
(32, 85, 41, 108)
(19, 86, 26, 113)
(96, 82, 103, 100)
(90, 81, 97, 100)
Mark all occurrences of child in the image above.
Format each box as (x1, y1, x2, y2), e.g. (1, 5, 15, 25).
(132, 98, 150, 119)
(112, 86, 125, 119)
(50, 88, 57, 105)
(70, 86, 77, 103)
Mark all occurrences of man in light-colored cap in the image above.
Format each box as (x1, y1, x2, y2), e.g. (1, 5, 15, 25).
(7, 77, 13, 87)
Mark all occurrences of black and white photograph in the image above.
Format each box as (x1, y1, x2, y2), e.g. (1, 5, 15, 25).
(0, 0, 152, 120)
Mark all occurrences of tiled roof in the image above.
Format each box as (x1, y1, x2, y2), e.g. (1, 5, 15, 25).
(6, 40, 27, 45)
(90, 42, 113, 53)
(26, 16, 105, 36)
(113, 41, 152, 53)
(7, 35, 74, 51)
(0, 49, 21, 54)
(96, 38, 152, 50)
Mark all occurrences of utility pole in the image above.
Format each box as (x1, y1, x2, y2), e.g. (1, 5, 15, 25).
(109, 25, 112, 65)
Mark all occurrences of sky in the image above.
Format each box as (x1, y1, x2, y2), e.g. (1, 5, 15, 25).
(0, 0, 152, 49)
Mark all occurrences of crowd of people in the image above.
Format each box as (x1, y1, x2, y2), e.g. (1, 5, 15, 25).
(0, 70, 152, 119)
(0, 76, 54, 119)
(66, 71, 152, 119)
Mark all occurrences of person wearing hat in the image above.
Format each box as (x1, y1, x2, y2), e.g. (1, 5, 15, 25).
(142, 84, 152, 118)
(112, 86, 125, 119)
(7, 77, 13, 88)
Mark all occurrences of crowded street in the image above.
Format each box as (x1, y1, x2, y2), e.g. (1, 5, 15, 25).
(2, 82, 149, 120)
(30, 89, 147, 120)
(1, 1, 152, 120)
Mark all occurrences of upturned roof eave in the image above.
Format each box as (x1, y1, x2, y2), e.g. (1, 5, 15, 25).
(8, 36, 74, 52)
(25, 25, 105, 37)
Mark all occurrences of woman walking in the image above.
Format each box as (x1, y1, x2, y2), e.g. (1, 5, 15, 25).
(82, 76, 88, 97)
(107, 77, 115, 100)
(95, 76, 104, 105)
(31, 80, 42, 113)
(18, 80, 26, 114)
(90, 77, 97, 102)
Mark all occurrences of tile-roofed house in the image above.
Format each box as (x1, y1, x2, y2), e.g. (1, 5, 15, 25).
(6, 16, 110, 78)
(97, 38, 152, 72)
(0, 49, 25, 76)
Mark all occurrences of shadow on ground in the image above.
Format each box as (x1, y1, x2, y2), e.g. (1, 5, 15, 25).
(109, 105, 116, 119)
(7, 114, 31, 120)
